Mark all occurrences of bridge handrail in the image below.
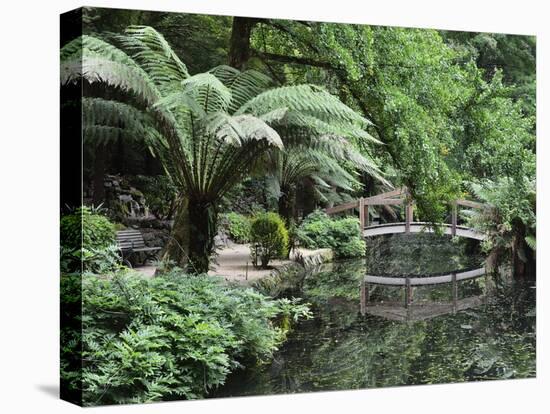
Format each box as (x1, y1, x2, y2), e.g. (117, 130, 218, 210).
(324, 187, 487, 237)
(364, 266, 485, 286)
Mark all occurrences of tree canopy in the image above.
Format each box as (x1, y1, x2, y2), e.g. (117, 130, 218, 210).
(64, 8, 536, 277)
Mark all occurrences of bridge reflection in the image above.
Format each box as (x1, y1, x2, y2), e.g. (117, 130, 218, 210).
(360, 267, 487, 322)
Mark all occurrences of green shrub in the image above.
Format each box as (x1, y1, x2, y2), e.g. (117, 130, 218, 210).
(298, 210, 334, 248)
(297, 210, 365, 258)
(250, 212, 289, 268)
(60, 207, 119, 273)
(61, 244, 123, 274)
(221, 212, 251, 243)
(61, 206, 116, 251)
(60, 271, 311, 405)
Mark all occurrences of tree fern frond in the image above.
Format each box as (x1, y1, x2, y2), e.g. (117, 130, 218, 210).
(117, 26, 189, 89)
(82, 97, 152, 135)
(204, 112, 245, 146)
(236, 84, 372, 129)
(83, 125, 136, 146)
(259, 108, 290, 124)
(61, 36, 161, 106)
(157, 73, 232, 115)
(233, 115, 284, 149)
(209, 65, 273, 112)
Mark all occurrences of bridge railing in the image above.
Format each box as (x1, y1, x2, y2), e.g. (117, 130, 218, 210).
(325, 187, 486, 236)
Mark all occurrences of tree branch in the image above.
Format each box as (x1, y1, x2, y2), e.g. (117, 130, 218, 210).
(251, 49, 334, 69)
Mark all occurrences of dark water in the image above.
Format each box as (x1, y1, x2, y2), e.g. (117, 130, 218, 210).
(213, 234, 536, 397)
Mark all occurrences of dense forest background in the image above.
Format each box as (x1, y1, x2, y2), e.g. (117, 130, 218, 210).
(68, 7, 535, 278)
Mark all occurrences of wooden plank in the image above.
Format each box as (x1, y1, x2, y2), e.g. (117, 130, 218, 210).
(325, 200, 359, 215)
(405, 277, 412, 308)
(405, 201, 412, 233)
(455, 199, 485, 209)
(451, 273, 458, 314)
(365, 266, 485, 286)
(364, 198, 405, 206)
(360, 280, 366, 315)
(359, 197, 365, 230)
(364, 187, 407, 201)
(363, 222, 486, 240)
(365, 204, 369, 227)
(451, 201, 457, 236)
(133, 247, 161, 252)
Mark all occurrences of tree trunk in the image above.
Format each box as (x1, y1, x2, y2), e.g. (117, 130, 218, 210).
(161, 196, 190, 268)
(300, 179, 317, 218)
(278, 186, 296, 224)
(228, 17, 259, 69)
(92, 145, 106, 206)
(512, 220, 536, 280)
(187, 199, 218, 274)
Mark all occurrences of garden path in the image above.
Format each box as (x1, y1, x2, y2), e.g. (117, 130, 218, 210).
(133, 243, 331, 282)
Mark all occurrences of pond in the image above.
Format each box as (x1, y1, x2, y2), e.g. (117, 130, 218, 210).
(212, 234, 536, 398)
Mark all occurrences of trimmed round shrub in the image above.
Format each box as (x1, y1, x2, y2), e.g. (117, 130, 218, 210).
(250, 212, 289, 268)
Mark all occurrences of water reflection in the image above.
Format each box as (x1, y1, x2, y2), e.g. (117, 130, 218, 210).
(213, 234, 536, 398)
(360, 267, 487, 321)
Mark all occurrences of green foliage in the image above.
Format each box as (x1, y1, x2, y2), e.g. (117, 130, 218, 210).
(60, 207, 119, 273)
(442, 31, 536, 117)
(60, 273, 83, 404)
(61, 271, 311, 405)
(298, 210, 366, 258)
(80, 245, 124, 274)
(61, 28, 377, 273)
(469, 178, 536, 257)
(61, 206, 116, 251)
(250, 212, 289, 268)
(128, 175, 178, 220)
(220, 212, 252, 243)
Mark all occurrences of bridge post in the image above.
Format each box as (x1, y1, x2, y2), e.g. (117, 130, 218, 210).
(405, 277, 412, 308)
(405, 201, 413, 233)
(360, 280, 368, 315)
(451, 201, 457, 236)
(451, 273, 457, 314)
(359, 197, 365, 230)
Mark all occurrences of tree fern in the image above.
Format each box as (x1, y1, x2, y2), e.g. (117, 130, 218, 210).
(60, 26, 383, 272)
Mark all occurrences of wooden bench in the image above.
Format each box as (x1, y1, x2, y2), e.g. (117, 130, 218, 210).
(116, 229, 162, 266)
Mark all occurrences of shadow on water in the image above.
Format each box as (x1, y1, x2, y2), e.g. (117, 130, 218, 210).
(212, 233, 536, 398)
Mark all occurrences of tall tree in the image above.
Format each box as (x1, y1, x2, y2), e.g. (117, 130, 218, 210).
(228, 17, 260, 69)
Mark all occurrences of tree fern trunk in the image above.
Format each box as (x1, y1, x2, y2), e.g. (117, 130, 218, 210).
(187, 199, 218, 274)
(278, 186, 296, 224)
(92, 145, 106, 206)
(161, 196, 190, 268)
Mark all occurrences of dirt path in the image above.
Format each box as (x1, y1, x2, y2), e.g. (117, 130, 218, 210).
(208, 243, 289, 282)
(133, 242, 332, 282)
(208, 243, 333, 282)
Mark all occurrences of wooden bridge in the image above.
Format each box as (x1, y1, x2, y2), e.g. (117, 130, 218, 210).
(325, 187, 486, 241)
